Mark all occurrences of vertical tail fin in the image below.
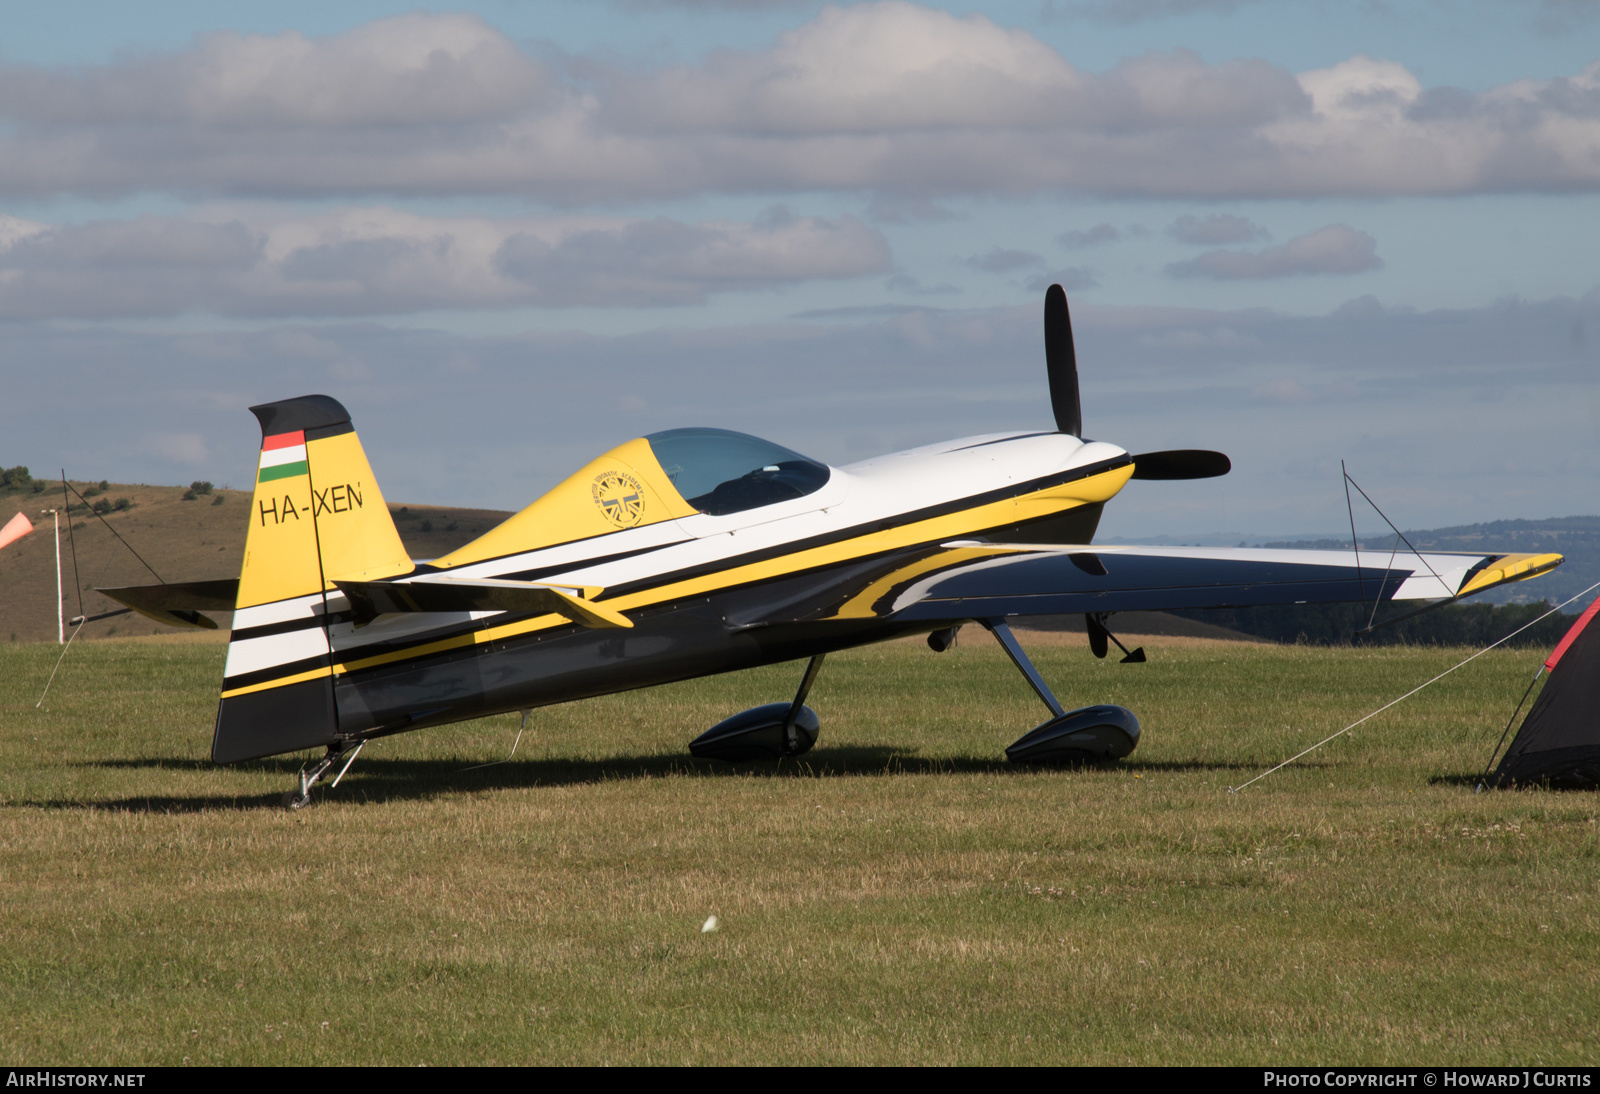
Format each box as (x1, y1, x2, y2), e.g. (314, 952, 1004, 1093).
(214, 395, 412, 763)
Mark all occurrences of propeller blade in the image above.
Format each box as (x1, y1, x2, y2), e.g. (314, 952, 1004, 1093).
(1044, 284, 1081, 437)
(1130, 450, 1232, 480)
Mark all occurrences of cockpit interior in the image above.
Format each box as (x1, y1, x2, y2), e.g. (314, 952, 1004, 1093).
(646, 428, 830, 516)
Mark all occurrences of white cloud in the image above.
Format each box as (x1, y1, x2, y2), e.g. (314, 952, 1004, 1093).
(0, 207, 892, 318)
(0, 5, 1596, 201)
(603, 2, 1088, 133)
(602, 13, 1308, 144)
(0, 13, 547, 128)
(1166, 225, 1382, 279)
(1296, 56, 1422, 124)
(0, 215, 47, 250)
(1167, 214, 1268, 245)
(494, 209, 891, 305)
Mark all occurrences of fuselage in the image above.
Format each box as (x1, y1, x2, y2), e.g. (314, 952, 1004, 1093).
(225, 428, 1133, 737)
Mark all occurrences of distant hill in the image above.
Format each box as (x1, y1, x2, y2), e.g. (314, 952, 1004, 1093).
(1258, 515, 1600, 612)
(0, 473, 510, 643)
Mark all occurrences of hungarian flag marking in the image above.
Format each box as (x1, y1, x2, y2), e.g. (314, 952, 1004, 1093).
(259, 431, 309, 482)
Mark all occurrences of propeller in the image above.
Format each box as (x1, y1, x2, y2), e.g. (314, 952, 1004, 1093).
(1042, 284, 1227, 666)
(1041, 283, 1229, 480)
(1044, 284, 1081, 437)
(1129, 449, 1231, 480)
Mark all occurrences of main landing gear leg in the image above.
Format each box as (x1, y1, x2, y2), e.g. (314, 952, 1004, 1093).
(784, 654, 827, 756)
(981, 618, 1142, 764)
(982, 618, 1066, 718)
(282, 740, 364, 811)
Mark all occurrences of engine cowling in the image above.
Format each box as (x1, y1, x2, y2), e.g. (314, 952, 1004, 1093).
(689, 703, 820, 761)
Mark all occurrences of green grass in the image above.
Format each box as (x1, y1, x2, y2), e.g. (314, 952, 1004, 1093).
(1, 635, 1596, 1065)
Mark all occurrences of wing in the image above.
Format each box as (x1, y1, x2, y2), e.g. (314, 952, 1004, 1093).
(813, 543, 1562, 625)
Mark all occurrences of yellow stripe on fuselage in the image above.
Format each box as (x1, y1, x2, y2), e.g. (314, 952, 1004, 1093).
(609, 463, 1132, 613)
(326, 463, 1132, 676)
(827, 545, 1029, 619)
(219, 664, 333, 699)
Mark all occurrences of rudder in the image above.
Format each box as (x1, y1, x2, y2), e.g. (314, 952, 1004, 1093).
(214, 395, 412, 763)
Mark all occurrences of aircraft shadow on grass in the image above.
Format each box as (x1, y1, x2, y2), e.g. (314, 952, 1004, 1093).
(52, 750, 1273, 812)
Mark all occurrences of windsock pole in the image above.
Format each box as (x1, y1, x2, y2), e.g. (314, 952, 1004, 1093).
(42, 509, 61, 644)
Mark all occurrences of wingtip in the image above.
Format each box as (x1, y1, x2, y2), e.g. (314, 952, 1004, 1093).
(1456, 552, 1564, 599)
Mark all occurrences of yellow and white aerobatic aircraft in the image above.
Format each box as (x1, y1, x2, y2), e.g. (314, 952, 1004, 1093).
(102, 287, 1563, 807)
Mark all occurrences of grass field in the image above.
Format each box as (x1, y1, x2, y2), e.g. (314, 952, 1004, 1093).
(1, 632, 1596, 1065)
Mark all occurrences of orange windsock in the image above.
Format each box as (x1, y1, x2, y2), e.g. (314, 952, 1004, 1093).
(0, 511, 34, 552)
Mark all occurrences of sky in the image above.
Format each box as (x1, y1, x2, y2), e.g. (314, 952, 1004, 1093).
(0, 0, 1596, 541)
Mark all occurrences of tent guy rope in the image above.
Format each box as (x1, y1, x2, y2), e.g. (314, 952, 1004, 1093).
(1229, 578, 1600, 794)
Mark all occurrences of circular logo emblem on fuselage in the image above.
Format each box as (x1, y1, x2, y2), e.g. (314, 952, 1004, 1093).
(592, 470, 646, 528)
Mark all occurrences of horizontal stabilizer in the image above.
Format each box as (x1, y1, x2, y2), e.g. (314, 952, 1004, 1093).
(98, 578, 239, 630)
(334, 574, 632, 629)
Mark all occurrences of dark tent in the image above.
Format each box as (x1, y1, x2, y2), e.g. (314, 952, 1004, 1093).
(1490, 598, 1600, 788)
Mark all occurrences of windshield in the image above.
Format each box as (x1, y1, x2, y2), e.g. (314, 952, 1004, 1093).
(646, 428, 830, 516)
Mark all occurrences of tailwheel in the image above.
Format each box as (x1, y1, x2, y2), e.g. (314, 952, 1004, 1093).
(279, 741, 364, 810)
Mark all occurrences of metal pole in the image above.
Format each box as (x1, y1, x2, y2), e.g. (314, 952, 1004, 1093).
(42, 509, 61, 644)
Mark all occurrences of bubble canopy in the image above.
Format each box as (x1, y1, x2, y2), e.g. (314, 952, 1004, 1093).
(646, 428, 831, 517)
